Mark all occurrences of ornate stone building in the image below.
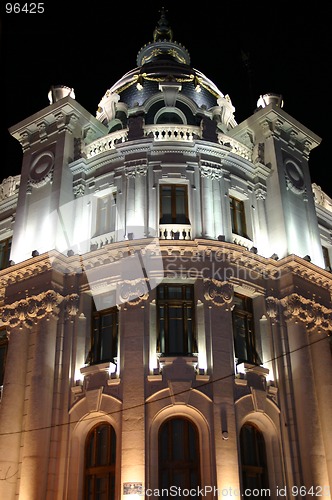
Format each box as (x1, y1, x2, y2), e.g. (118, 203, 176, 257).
(0, 10, 331, 500)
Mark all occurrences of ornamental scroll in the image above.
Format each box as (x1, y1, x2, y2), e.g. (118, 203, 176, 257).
(118, 278, 149, 306)
(280, 293, 332, 333)
(2, 291, 79, 329)
(204, 279, 233, 307)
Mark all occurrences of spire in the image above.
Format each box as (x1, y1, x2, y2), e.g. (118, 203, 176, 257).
(153, 7, 173, 42)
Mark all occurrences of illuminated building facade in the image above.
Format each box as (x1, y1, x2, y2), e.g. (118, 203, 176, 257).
(0, 10, 332, 500)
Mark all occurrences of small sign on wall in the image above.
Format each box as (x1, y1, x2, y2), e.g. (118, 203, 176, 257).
(123, 482, 143, 495)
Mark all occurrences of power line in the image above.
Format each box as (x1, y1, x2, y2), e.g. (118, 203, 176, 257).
(0, 331, 330, 437)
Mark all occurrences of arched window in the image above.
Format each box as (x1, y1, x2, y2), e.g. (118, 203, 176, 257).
(159, 418, 201, 496)
(156, 111, 184, 124)
(84, 423, 116, 500)
(240, 423, 269, 497)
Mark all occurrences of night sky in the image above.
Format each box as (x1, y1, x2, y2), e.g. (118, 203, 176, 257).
(1, 1, 331, 196)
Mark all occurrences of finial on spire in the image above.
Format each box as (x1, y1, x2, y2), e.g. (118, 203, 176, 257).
(153, 7, 173, 42)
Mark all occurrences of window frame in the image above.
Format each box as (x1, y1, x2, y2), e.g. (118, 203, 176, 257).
(232, 293, 261, 365)
(322, 245, 331, 270)
(240, 423, 269, 496)
(84, 422, 117, 500)
(159, 417, 201, 494)
(89, 307, 119, 365)
(157, 284, 197, 356)
(0, 237, 12, 270)
(159, 184, 190, 225)
(230, 196, 247, 238)
(95, 191, 117, 237)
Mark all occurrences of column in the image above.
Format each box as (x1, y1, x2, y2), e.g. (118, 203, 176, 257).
(205, 281, 240, 493)
(200, 167, 214, 238)
(0, 324, 29, 500)
(253, 187, 270, 257)
(212, 175, 223, 239)
(19, 292, 62, 500)
(310, 330, 332, 491)
(286, 319, 329, 493)
(134, 166, 147, 237)
(125, 169, 135, 235)
(120, 299, 146, 499)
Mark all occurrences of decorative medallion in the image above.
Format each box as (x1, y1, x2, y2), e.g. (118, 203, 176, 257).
(284, 157, 305, 194)
(29, 150, 55, 187)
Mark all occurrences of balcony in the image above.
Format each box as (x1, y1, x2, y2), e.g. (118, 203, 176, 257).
(159, 224, 192, 240)
(144, 124, 201, 142)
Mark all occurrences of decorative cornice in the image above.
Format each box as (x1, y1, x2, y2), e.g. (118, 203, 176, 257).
(125, 164, 148, 177)
(2, 290, 66, 329)
(0, 176, 20, 202)
(280, 293, 332, 332)
(266, 294, 332, 333)
(199, 164, 223, 180)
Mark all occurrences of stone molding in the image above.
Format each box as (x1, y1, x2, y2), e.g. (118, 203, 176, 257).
(199, 164, 223, 180)
(266, 293, 332, 333)
(0, 176, 20, 201)
(119, 279, 149, 305)
(204, 279, 233, 307)
(1, 291, 79, 329)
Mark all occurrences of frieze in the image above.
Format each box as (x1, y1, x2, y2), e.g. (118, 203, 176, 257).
(199, 165, 223, 180)
(281, 293, 332, 332)
(0, 175, 20, 201)
(1, 291, 79, 329)
(125, 164, 148, 177)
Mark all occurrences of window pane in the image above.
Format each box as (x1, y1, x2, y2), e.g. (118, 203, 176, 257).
(87, 432, 95, 467)
(232, 294, 258, 364)
(95, 475, 108, 500)
(240, 424, 269, 494)
(157, 285, 196, 356)
(160, 185, 189, 224)
(161, 186, 172, 223)
(168, 306, 184, 354)
(233, 315, 248, 361)
(0, 238, 12, 270)
(85, 424, 116, 500)
(172, 420, 185, 461)
(96, 426, 109, 465)
(91, 308, 118, 364)
(159, 418, 200, 494)
(168, 286, 182, 299)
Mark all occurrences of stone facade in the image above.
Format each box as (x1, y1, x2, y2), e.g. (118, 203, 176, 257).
(0, 11, 331, 500)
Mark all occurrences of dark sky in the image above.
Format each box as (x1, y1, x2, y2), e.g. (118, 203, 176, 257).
(1, 1, 331, 196)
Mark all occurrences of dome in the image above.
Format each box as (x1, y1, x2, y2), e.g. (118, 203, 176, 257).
(96, 8, 236, 132)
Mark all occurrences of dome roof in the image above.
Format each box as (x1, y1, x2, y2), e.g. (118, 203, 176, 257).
(96, 9, 236, 131)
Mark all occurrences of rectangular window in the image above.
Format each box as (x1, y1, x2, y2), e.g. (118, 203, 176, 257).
(322, 246, 331, 270)
(0, 237, 12, 270)
(96, 193, 117, 236)
(230, 196, 247, 237)
(232, 293, 261, 365)
(160, 185, 189, 224)
(157, 284, 196, 356)
(90, 307, 118, 364)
